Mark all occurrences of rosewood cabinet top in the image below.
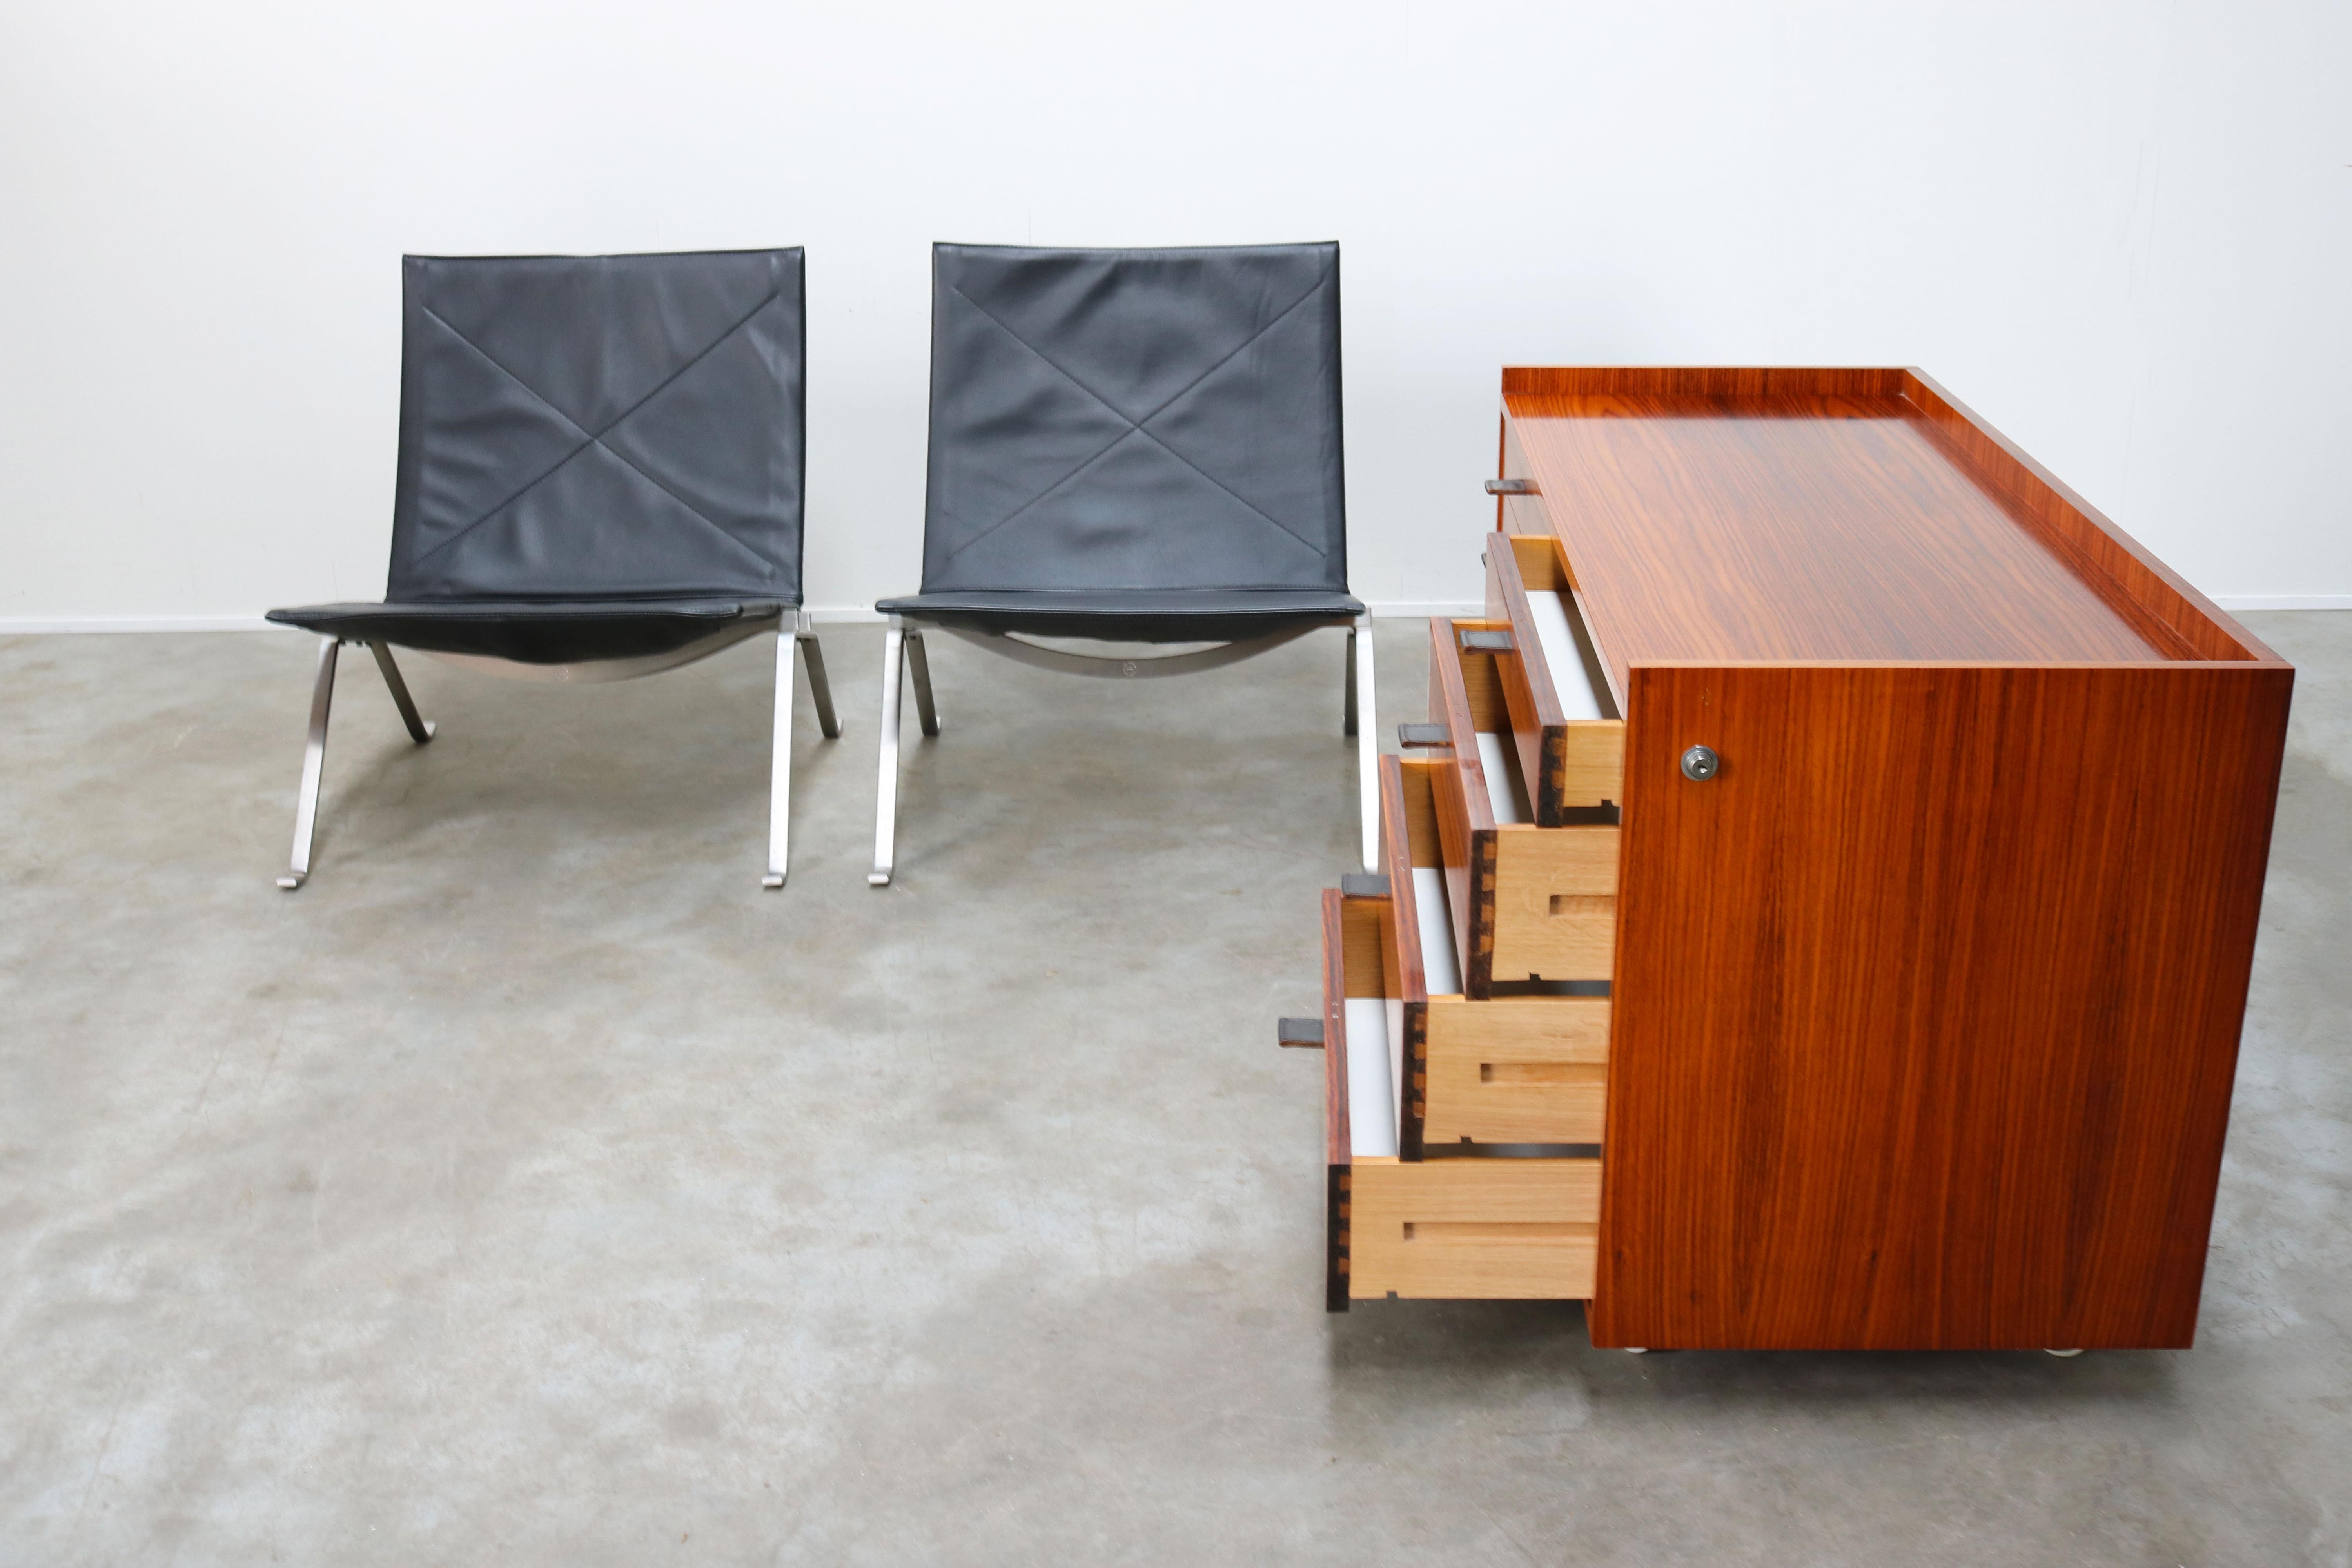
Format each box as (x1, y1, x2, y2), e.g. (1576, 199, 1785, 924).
(1500, 367, 2278, 677)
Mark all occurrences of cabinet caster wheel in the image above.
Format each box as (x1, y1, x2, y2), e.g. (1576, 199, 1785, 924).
(2044, 1348, 2085, 1358)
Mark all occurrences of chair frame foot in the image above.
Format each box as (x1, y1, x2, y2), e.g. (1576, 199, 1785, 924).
(368, 641, 436, 743)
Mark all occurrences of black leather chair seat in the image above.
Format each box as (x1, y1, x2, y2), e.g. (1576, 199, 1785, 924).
(265, 597, 789, 664)
(875, 588, 1364, 644)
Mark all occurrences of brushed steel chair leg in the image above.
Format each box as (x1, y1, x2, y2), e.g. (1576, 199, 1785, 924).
(279, 637, 340, 890)
(764, 627, 797, 889)
(906, 630, 941, 737)
(1354, 616, 1378, 871)
(870, 621, 906, 886)
(367, 641, 436, 743)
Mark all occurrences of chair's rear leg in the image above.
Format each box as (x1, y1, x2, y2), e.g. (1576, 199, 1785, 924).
(870, 622, 906, 886)
(1352, 617, 1378, 871)
(764, 628, 796, 889)
(279, 637, 341, 890)
(367, 641, 436, 743)
(795, 614, 842, 740)
(906, 630, 941, 737)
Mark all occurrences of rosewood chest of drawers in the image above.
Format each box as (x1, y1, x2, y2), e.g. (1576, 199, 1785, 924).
(1298, 366, 2293, 1351)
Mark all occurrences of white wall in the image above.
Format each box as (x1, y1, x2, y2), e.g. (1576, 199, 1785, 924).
(2, 0, 2346, 626)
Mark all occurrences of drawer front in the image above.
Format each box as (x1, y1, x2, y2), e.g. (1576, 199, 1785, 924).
(1423, 995, 1609, 1147)
(1428, 616, 1622, 993)
(1427, 616, 1526, 829)
(1483, 534, 1625, 822)
(1485, 824, 1619, 987)
(1321, 884, 1401, 1310)
(1381, 753, 1613, 1149)
(1350, 1158, 1600, 1300)
(1433, 801, 1619, 990)
(1317, 883, 1603, 1305)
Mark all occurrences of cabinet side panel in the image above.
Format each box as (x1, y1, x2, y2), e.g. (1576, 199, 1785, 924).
(1592, 663, 2291, 1350)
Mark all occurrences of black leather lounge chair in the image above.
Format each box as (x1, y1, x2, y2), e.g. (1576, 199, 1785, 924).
(867, 241, 1375, 885)
(266, 247, 839, 889)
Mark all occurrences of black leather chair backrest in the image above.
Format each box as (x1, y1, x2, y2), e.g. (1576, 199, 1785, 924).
(389, 249, 805, 605)
(919, 243, 1345, 597)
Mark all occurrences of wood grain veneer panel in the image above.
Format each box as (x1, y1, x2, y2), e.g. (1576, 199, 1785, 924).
(1428, 620, 1492, 982)
(1505, 391, 2168, 673)
(1896, 370, 2271, 664)
(1376, 756, 1432, 1161)
(1395, 755, 1445, 870)
(1341, 895, 1387, 999)
(1504, 367, 1909, 400)
(1485, 542, 1564, 814)
(1320, 888, 1350, 1311)
(1377, 755, 1431, 1003)
(1592, 661, 2292, 1349)
(1319, 889, 1349, 1172)
(1485, 536, 1626, 820)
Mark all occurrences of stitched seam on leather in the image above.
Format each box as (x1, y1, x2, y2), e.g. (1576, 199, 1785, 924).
(892, 600, 1354, 612)
(324, 605, 746, 620)
(954, 270, 1325, 435)
(935, 424, 1149, 572)
(899, 589, 1353, 603)
(927, 299, 1145, 563)
(401, 292, 782, 583)
(403, 298, 776, 581)
(931, 270, 1329, 570)
(1128, 425, 1323, 554)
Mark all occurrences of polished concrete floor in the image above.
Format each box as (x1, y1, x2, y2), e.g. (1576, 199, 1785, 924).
(2, 615, 2347, 1566)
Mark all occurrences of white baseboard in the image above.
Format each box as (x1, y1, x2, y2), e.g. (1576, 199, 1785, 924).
(809, 601, 1488, 622)
(4, 603, 1489, 633)
(2209, 595, 2352, 611)
(0, 614, 277, 633)
(1365, 601, 1487, 619)
(15, 597, 2326, 637)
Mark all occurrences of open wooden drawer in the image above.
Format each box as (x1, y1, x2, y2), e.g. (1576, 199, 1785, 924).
(1313, 886, 1601, 1309)
(1378, 753, 1610, 1156)
(1481, 531, 1625, 823)
(1427, 618, 1621, 996)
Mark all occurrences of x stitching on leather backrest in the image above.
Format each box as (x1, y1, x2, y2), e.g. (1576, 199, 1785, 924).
(402, 295, 779, 577)
(918, 243, 1347, 598)
(935, 275, 1330, 565)
(387, 250, 805, 605)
